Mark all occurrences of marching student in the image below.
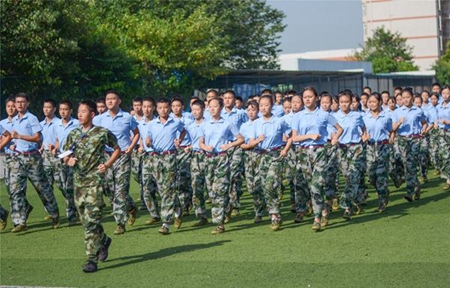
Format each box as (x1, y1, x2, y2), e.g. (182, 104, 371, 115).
(94, 91, 139, 235)
(249, 95, 292, 231)
(138, 97, 161, 225)
(391, 88, 428, 202)
(291, 87, 342, 232)
(239, 100, 266, 224)
(130, 97, 145, 210)
(362, 93, 393, 212)
(428, 92, 442, 175)
(53, 100, 79, 226)
(0, 122, 12, 230)
(199, 97, 244, 235)
(413, 95, 434, 183)
(96, 97, 107, 115)
(436, 85, 450, 190)
(145, 98, 186, 235)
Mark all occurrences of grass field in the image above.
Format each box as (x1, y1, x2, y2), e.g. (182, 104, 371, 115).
(1, 170, 449, 288)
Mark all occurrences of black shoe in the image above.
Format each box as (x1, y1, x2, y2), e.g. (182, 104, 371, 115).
(82, 260, 98, 273)
(98, 237, 112, 262)
(403, 194, 413, 203)
(25, 205, 34, 219)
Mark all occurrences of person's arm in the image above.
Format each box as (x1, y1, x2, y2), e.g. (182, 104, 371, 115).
(221, 134, 244, 151)
(420, 119, 428, 135)
(199, 136, 213, 152)
(11, 131, 41, 143)
(98, 145, 121, 173)
(291, 130, 321, 143)
(331, 123, 343, 145)
(125, 127, 140, 154)
(280, 137, 292, 157)
(0, 131, 11, 151)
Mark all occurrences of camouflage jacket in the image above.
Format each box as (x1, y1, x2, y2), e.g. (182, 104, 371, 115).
(64, 126, 118, 186)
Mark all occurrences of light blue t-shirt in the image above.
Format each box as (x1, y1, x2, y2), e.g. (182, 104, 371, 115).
(12, 112, 42, 152)
(334, 110, 365, 144)
(40, 117, 60, 149)
(0, 117, 14, 154)
(171, 112, 194, 146)
(392, 106, 426, 136)
(200, 117, 240, 153)
(137, 116, 154, 152)
(186, 119, 206, 151)
(95, 109, 139, 151)
(291, 107, 338, 147)
(437, 102, 450, 130)
(239, 119, 257, 144)
(252, 116, 291, 150)
(362, 111, 392, 142)
(147, 117, 184, 152)
(54, 118, 80, 153)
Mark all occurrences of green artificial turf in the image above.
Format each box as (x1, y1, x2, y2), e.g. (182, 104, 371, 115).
(1, 170, 449, 288)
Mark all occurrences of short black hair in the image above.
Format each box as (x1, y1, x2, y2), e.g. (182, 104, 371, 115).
(44, 98, 58, 108)
(208, 97, 224, 107)
(14, 92, 29, 101)
(170, 96, 184, 106)
(133, 97, 143, 103)
(142, 97, 156, 107)
(5, 96, 15, 104)
(104, 90, 121, 99)
(79, 100, 97, 114)
(156, 97, 170, 105)
(235, 96, 243, 102)
(223, 90, 236, 98)
(191, 99, 205, 110)
(96, 97, 105, 104)
(59, 100, 73, 110)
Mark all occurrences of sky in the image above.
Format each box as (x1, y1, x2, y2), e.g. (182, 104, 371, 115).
(267, 0, 364, 54)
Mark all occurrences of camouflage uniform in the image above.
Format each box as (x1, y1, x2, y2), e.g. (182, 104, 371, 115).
(64, 126, 117, 263)
(227, 147, 244, 212)
(429, 128, 441, 171)
(205, 152, 231, 224)
(143, 152, 178, 223)
(337, 143, 364, 209)
(418, 135, 430, 177)
(140, 153, 161, 220)
(257, 150, 284, 215)
(42, 150, 60, 187)
(54, 160, 77, 222)
(0, 204, 7, 220)
(366, 142, 390, 205)
(389, 137, 405, 187)
(244, 150, 265, 217)
(131, 147, 145, 206)
(175, 147, 193, 212)
(284, 147, 297, 206)
(325, 143, 339, 200)
(104, 153, 136, 226)
(9, 152, 59, 226)
(190, 151, 207, 218)
(397, 136, 421, 196)
(439, 129, 450, 180)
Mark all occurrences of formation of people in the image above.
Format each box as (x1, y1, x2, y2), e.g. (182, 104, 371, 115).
(0, 82, 449, 273)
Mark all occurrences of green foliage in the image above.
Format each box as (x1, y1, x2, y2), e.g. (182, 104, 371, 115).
(1, 0, 285, 102)
(354, 27, 419, 73)
(434, 42, 450, 84)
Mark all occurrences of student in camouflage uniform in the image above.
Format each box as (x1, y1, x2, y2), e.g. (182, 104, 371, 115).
(428, 93, 442, 175)
(0, 124, 12, 230)
(250, 96, 292, 231)
(53, 100, 79, 226)
(200, 97, 244, 235)
(334, 91, 366, 221)
(436, 85, 450, 189)
(137, 97, 161, 225)
(170, 96, 194, 216)
(130, 97, 145, 210)
(40, 98, 60, 189)
(187, 100, 209, 226)
(221, 90, 248, 218)
(64, 100, 119, 273)
(392, 88, 428, 202)
(413, 95, 434, 183)
(145, 98, 186, 235)
(362, 93, 393, 212)
(94, 91, 139, 235)
(239, 100, 266, 224)
(291, 87, 342, 232)
(9, 93, 60, 232)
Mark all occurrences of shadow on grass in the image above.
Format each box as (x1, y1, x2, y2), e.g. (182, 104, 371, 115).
(101, 239, 232, 271)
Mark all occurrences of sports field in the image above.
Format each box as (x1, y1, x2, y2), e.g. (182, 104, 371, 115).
(1, 171, 449, 288)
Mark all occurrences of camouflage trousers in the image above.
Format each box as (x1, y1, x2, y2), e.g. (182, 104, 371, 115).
(2, 154, 32, 213)
(191, 151, 207, 218)
(104, 153, 136, 226)
(257, 150, 284, 215)
(227, 147, 244, 212)
(439, 129, 450, 181)
(429, 128, 441, 171)
(293, 147, 312, 213)
(325, 144, 339, 200)
(337, 143, 364, 209)
(296, 146, 328, 219)
(357, 144, 368, 204)
(283, 148, 296, 205)
(74, 182, 108, 263)
(205, 152, 231, 224)
(0, 204, 7, 219)
(9, 152, 59, 225)
(131, 148, 145, 206)
(175, 147, 193, 211)
(42, 150, 60, 187)
(54, 160, 77, 222)
(397, 136, 421, 196)
(389, 138, 405, 187)
(140, 153, 161, 220)
(244, 150, 265, 217)
(366, 143, 390, 205)
(418, 135, 430, 177)
(142, 152, 178, 223)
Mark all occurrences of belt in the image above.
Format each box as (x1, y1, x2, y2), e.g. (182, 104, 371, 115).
(399, 134, 421, 139)
(179, 145, 190, 149)
(339, 142, 362, 148)
(106, 151, 126, 155)
(368, 139, 389, 146)
(146, 150, 176, 156)
(17, 150, 39, 156)
(297, 145, 324, 150)
(255, 146, 282, 154)
(193, 150, 204, 155)
(204, 151, 227, 158)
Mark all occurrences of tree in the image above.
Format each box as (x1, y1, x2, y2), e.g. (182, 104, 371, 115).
(354, 27, 418, 73)
(434, 42, 450, 84)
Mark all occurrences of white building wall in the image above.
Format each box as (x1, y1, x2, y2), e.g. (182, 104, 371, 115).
(362, 0, 440, 71)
